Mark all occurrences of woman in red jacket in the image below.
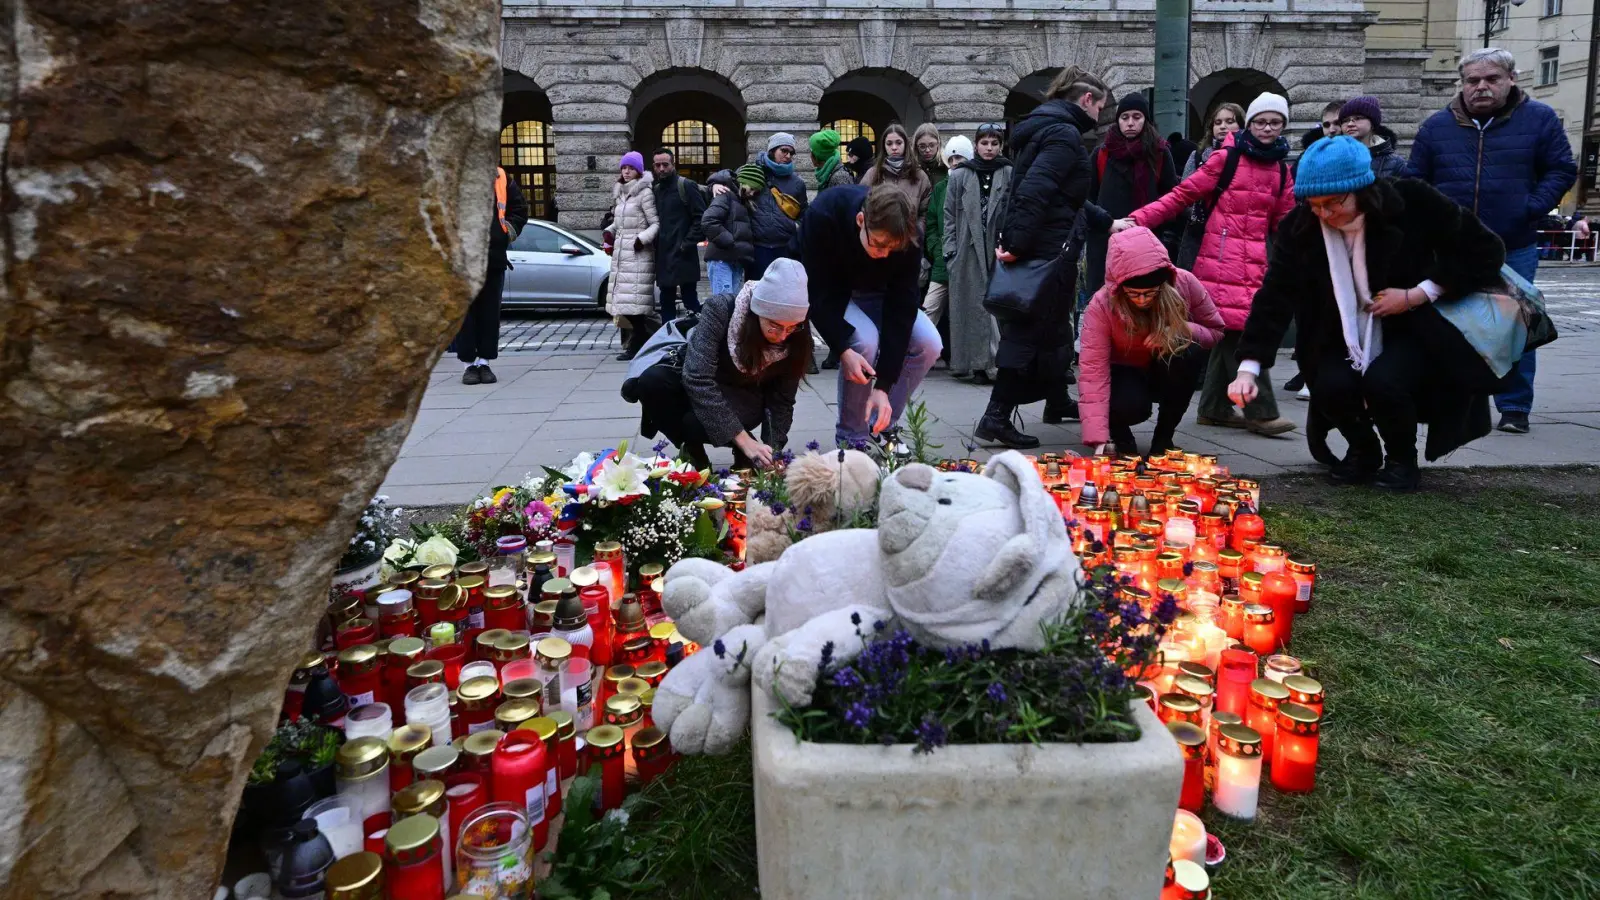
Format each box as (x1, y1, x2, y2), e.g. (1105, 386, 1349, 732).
(1079, 226, 1225, 456)
(1115, 92, 1297, 437)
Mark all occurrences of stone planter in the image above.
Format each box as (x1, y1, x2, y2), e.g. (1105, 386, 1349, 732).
(331, 558, 382, 595)
(752, 688, 1183, 899)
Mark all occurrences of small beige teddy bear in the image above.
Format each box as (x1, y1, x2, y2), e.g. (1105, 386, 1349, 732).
(743, 448, 881, 565)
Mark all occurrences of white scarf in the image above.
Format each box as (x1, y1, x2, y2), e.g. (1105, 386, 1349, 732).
(1320, 216, 1383, 373)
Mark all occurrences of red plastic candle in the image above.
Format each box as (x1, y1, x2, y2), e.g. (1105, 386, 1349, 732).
(1270, 702, 1321, 792)
(550, 711, 579, 780)
(490, 730, 549, 850)
(579, 584, 614, 666)
(1219, 594, 1246, 641)
(1239, 571, 1264, 608)
(414, 577, 449, 628)
(1287, 557, 1317, 614)
(1168, 721, 1206, 813)
(362, 812, 391, 856)
(1246, 678, 1290, 764)
(519, 717, 563, 823)
(1261, 572, 1299, 649)
(1242, 604, 1277, 656)
(456, 676, 501, 735)
(1284, 674, 1326, 719)
(1215, 649, 1257, 718)
(442, 772, 486, 848)
(383, 813, 445, 900)
(482, 585, 525, 633)
(585, 725, 627, 811)
(1230, 510, 1264, 551)
(424, 644, 466, 690)
(337, 645, 381, 708)
(1217, 549, 1244, 595)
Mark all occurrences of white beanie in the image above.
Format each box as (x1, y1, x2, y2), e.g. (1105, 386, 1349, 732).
(751, 258, 810, 322)
(943, 136, 975, 167)
(1245, 93, 1290, 126)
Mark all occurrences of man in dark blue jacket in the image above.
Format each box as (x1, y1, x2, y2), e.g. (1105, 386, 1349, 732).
(1406, 47, 1577, 434)
(800, 184, 940, 446)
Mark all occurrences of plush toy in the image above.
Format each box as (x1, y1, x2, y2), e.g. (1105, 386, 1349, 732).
(654, 450, 1083, 754)
(743, 448, 880, 565)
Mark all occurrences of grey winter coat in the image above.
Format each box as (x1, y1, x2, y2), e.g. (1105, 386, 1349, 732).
(943, 162, 1012, 374)
(701, 170, 754, 264)
(750, 158, 808, 249)
(682, 290, 801, 448)
(607, 173, 659, 317)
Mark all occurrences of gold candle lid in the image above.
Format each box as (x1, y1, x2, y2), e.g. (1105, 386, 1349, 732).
(639, 562, 665, 579)
(529, 550, 557, 567)
(569, 565, 600, 588)
(1171, 859, 1209, 897)
(454, 574, 486, 593)
(586, 724, 624, 749)
(406, 660, 445, 682)
(537, 636, 573, 663)
(338, 644, 379, 673)
(384, 813, 439, 855)
(517, 716, 559, 743)
(1211, 710, 1244, 730)
(388, 570, 421, 588)
(495, 698, 542, 731)
(1166, 721, 1206, 757)
(457, 560, 490, 578)
(495, 632, 531, 656)
(296, 650, 327, 673)
(635, 661, 668, 681)
(458, 676, 499, 706)
(1243, 602, 1274, 622)
(1217, 722, 1263, 756)
(387, 637, 426, 661)
(632, 726, 667, 751)
(594, 540, 623, 556)
(436, 583, 466, 612)
(1283, 674, 1325, 700)
(1173, 674, 1214, 700)
(539, 579, 573, 603)
(1249, 677, 1291, 703)
(392, 779, 447, 816)
(502, 677, 543, 701)
(616, 677, 650, 698)
(335, 736, 390, 780)
(388, 724, 433, 759)
(604, 664, 637, 684)
(325, 851, 383, 896)
(412, 745, 459, 778)
(463, 730, 505, 759)
(1241, 571, 1265, 589)
(1158, 693, 1201, 716)
(548, 709, 576, 739)
(475, 628, 512, 655)
(421, 564, 455, 581)
(1177, 661, 1214, 683)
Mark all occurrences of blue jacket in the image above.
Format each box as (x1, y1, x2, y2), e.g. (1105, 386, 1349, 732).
(1405, 88, 1576, 250)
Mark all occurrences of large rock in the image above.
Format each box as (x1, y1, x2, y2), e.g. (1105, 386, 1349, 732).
(0, 3, 500, 898)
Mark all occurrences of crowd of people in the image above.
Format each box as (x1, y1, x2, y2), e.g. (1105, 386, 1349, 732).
(461, 48, 1575, 491)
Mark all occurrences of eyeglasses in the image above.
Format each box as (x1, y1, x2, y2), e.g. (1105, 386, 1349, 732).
(1250, 118, 1286, 130)
(978, 123, 1005, 135)
(760, 319, 804, 337)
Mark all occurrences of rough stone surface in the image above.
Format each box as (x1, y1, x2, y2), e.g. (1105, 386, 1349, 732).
(0, 3, 500, 898)
(751, 688, 1184, 899)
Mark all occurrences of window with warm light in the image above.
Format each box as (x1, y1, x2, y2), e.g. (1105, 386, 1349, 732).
(660, 120, 721, 185)
(826, 119, 876, 146)
(500, 120, 557, 221)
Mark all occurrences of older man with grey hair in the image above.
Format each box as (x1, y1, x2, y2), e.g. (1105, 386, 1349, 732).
(1406, 47, 1576, 435)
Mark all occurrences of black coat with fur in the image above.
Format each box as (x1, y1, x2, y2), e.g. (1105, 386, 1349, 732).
(1240, 177, 1507, 460)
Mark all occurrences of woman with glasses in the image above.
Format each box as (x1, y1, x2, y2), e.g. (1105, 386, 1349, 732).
(1079, 226, 1225, 457)
(633, 259, 813, 470)
(1115, 92, 1298, 438)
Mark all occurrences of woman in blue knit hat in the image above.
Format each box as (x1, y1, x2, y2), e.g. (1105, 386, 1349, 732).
(1227, 135, 1508, 491)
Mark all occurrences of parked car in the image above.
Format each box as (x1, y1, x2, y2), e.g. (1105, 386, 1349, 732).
(503, 220, 609, 310)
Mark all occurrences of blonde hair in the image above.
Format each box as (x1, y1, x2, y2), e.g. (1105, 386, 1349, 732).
(1045, 66, 1108, 103)
(1115, 281, 1195, 360)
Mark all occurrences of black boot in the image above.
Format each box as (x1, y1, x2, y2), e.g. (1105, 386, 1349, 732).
(1043, 397, 1080, 425)
(1374, 458, 1421, 491)
(976, 399, 1040, 449)
(1328, 429, 1382, 485)
(616, 316, 654, 361)
(821, 351, 840, 370)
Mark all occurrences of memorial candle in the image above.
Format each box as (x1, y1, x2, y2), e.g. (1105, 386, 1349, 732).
(382, 813, 445, 900)
(1207, 710, 1243, 788)
(391, 779, 452, 892)
(1168, 809, 1207, 866)
(1242, 604, 1276, 656)
(1261, 571, 1299, 649)
(1217, 550, 1244, 595)
(1212, 723, 1263, 822)
(1215, 648, 1257, 718)
(1252, 542, 1287, 574)
(1284, 674, 1326, 718)
(1174, 674, 1214, 732)
(1168, 722, 1206, 813)
(490, 729, 549, 850)
(1164, 859, 1210, 900)
(1230, 511, 1265, 553)
(1270, 702, 1321, 793)
(1263, 654, 1302, 684)
(585, 724, 628, 811)
(1246, 677, 1291, 763)
(1158, 693, 1203, 728)
(1287, 556, 1317, 613)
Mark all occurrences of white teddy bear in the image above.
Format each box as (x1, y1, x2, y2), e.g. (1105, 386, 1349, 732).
(654, 450, 1084, 754)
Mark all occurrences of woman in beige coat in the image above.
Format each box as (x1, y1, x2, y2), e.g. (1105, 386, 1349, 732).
(609, 151, 660, 357)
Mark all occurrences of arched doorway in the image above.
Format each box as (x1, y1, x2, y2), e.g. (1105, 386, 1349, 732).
(1005, 68, 1061, 127)
(822, 117, 877, 148)
(630, 69, 747, 185)
(1189, 68, 1287, 138)
(501, 71, 556, 222)
(820, 69, 933, 141)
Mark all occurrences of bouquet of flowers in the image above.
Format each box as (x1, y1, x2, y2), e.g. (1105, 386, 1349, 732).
(338, 495, 402, 572)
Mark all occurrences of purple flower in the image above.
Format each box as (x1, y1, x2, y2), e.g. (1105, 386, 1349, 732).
(796, 517, 813, 533)
(770, 502, 787, 515)
(1182, 561, 1195, 577)
(850, 612, 862, 626)
(712, 638, 726, 658)
(913, 717, 948, 755)
(777, 449, 796, 466)
(652, 438, 670, 455)
(873, 619, 886, 633)
(831, 666, 861, 688)
(806, 440, 821, 451)
(820, 641, 835, 668)
(844, 701, 874, 730)
(987, 682, 1008, 704)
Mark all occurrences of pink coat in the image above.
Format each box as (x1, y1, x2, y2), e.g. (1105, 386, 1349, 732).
(1079, 227, 1226, 447)
(1130, 132, 1294, 330)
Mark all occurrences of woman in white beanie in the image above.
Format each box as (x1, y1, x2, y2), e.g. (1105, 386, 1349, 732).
(631, 258, 813, 469)
(1114, 91, 1298, 437)
(923, 135, 973, 336)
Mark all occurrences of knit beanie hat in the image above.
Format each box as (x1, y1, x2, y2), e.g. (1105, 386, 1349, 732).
(1339, 96, 1382, 127)
(620, 151, 645, 174)
(1117, 92, 1151, 119)
(845, 136, 873, 160)
(809, 129, 842, 160)
(750, 258, 810, 322)
(1245, 93, 1290, 125)
(736, 163, 766, 191)
(1293, 135, 1376, 199)
(767, 132, 797, 155)
(943, 136, 975, 167)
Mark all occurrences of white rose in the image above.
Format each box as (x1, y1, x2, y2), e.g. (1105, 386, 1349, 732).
(412, 534, 460, 568)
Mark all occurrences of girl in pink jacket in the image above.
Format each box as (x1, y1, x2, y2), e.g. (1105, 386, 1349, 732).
(1116, 93, 1297, 438)
(1079, 226, 1225, 456)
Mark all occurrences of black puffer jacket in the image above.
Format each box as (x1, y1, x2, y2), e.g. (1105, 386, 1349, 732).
(701, 170, 754, 264)
(1367, 126, 1409, 180)
(999, 98, 1096, 261)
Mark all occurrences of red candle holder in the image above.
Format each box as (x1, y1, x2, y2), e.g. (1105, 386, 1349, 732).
(1287, 556, 1317, 614)
(1158, 693, 1203, 728)
(1246, 677, 1290, 764)
(1270, 702, 1321, 792)
(414, 577, 449, 627)
(362, 811, 392, 856)
(632, 725, 673, 785)
(1218, 594, 1246, 641)
(1261, 572, 1299, 649)
(442, 772, 487, 848)
(549, 710, 579, 780)
(1284, 674, 1325, 718)
(585, 725, 627, 812)
(491, 729, 550, 850)
(1168, 721, 1206, 813)
(1215, 649, 1257, 718)
(1231, 511, 1265, 552)
(383, 813, 445, 900)
(482, 585, 526, 633)
(1242, 604, 1277, 656)
(424, 644, 467, 691)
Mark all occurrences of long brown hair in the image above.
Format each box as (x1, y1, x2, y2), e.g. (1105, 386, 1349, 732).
(1044, 66, 1108, 104)
(735, 308, 813, 381)
(1114, 279, 1194, 360)
(871, 123, 922, 182)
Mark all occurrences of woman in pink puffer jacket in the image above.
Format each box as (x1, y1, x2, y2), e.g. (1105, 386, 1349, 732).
(1079, 227, 1225, 456)
(1118, 93, 1297, 436)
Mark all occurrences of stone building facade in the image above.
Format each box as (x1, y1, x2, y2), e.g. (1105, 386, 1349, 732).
(501, 0, 1429, 228)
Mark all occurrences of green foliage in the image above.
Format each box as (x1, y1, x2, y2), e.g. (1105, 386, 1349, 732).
(541, 770, 661, 900)
(248, 720, 342, 785)
(900, 398, 943, 466)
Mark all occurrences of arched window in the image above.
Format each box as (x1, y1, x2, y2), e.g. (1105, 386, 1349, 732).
(660, 120, 721, 185)
(826, 119, 876, 146)
(500, 120, 556, 221)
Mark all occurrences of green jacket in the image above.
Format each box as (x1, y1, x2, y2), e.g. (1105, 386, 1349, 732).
(925, 178, 949, 284)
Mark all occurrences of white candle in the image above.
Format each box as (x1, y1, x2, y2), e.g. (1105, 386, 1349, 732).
(1169, 809, 1207, 866)
(1164, 516, 1197, 549)
(1214, 743, 1262, 821)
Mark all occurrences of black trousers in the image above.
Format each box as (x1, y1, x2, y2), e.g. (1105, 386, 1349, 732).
(1108, 346, 1204, 453)
(633, 363, 766, 469)
(992, 258, 1076, 409)
(1305, 353, 1381, 462)
(455, 261, 505, 363)
(660, 282, 700, 322)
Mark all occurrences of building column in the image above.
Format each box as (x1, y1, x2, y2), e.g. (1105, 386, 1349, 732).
(550, 121, 630, 232)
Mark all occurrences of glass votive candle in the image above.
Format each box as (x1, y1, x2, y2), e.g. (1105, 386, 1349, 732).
(1214, 648, 1257, 718)
(1263, 654, 1302, 683)
(585, 725, 628, 811)
(1284, 674, 1326, 718)
(1168, 721, 1206, 813)
(1212, 722, 1263, 821)
(405, 683, 453, 748)
(632, 726, 672, 785)
(1169, 808, 1207, 866)
(548, 710, 579, 780)
(1242, 603, 1277, 656)
(388, 723, 433, 793)
(424, 644, 466, 690)
(1252, 542, 1287, 574)
(1164, 516, 1197, 549)
(1246, 677, 1291, 763)
(1270, 702, 1321, 793)
(517, 717, 563, 823)
(500, 657, 538, 684)
(454, 802, 535, 900)
(1287, 556, 1317, 613)
(303, 795, 366, 861)
(456, 676, 502, 735)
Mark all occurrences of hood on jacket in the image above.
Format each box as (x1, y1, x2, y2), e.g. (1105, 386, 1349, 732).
(1103, 226, 1174, 295)
(1369, 125, 1400, 156)
(1449, 85, 1527, 127)
(615, 170, 654, 198)
(1010, 98, 1098, 152)
(706, 168, 736, 190)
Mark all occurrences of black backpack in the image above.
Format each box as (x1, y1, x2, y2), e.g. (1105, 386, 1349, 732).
(1190, 146, 1288, 225)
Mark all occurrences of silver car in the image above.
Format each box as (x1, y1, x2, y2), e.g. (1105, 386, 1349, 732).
(503, 220, 610, 310)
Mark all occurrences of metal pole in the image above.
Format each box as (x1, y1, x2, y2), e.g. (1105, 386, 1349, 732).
(1154, 0, 1192, 139)
(1483, 0, 1495, 48)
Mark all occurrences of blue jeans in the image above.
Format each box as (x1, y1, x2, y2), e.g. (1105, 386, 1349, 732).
(835, 295, 943, 445)
(660, 283, 699, 322)
(1494, 244, 1539, 414)
(707, 260, 745, 297)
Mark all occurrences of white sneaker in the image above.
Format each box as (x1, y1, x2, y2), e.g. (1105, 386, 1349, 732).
(1297, 386, 1311, 401)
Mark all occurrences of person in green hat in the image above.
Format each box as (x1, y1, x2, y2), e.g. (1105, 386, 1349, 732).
(811, 129, 855, 192)
(701, 163, 766, 296)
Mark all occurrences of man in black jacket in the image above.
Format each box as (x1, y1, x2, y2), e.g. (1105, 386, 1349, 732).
(652, 148, 707, 321)
(801, 184, 941, 445)
(458, 166, 529, 385)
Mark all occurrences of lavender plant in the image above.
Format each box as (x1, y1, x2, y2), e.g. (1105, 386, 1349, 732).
(774, 569, 1176, 753)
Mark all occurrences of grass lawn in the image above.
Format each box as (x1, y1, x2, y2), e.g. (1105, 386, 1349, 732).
(616, 467, 1600, 900)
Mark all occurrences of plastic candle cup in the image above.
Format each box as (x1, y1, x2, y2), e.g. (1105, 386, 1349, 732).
(1271, 701, 1321, 793)
(1242, 603, 1277, 656)
(500, 657, 538, 684)
(1246, 677, 1291, 764)
(405, 683, 453, 748)
(344, 702, 393, 743)
(335, 737, 392, 823)
(1261, 571, 1299, 648)
(1218, 594, 1246, 641)
(1167, 721, 1206, 813)
(303, 795, 366, 861)
(382, 814, 445, 900)
(585, 725, 628, 811)
(565, 657, 596, 732)
(1157, 693, 1203, 728)
(423, 643, 466, 689)
(1169, 808, 1207, 866)
(1211, 722, 1263, 821)
(391, 779, 453, 891)
(1287, 556, 1317, 613)
(1215, 648, 1258, 718)
(1174, 674, 1214, 733)
(1164, 516, 1197, 551)
(490, 729, 549, 851)
(1167, 858, 1210, 899)
(518, 716, 564, 822)
(548, 710, 579, 780)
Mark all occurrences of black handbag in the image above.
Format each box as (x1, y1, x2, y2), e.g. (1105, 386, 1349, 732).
(984, 254, 1062, 322)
